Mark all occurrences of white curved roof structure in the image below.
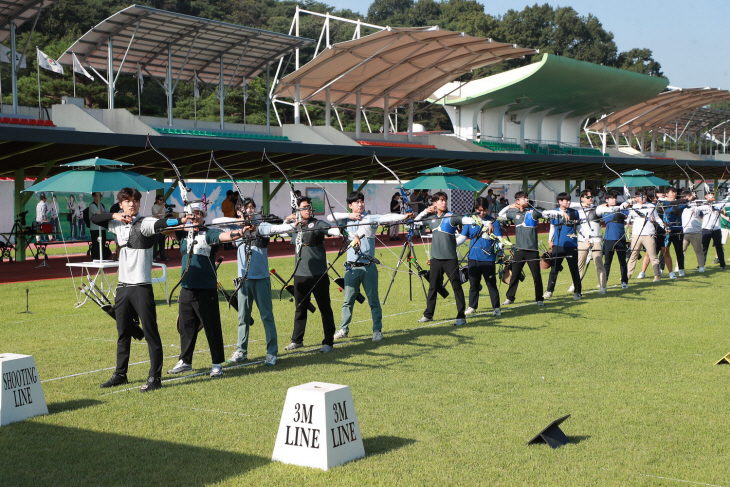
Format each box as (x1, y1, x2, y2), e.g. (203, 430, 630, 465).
(275, 26, 536, 109)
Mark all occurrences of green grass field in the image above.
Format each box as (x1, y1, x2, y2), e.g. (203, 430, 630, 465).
(1, 239, 729, 486)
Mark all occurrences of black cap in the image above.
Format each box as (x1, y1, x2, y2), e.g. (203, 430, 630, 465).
(39, 192, 46, 199)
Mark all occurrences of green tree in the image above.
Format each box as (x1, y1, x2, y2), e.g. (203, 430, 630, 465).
(615, 48, 663, 77)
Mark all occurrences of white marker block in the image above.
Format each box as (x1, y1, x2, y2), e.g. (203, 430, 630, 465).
(0, 353, 48, 426)
(272, 382, 365, 470)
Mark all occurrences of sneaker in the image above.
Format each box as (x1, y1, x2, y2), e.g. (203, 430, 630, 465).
(536, 301, 544, 307)
(210, 364, 223, 377)
(637, 271, 646, 279)
(454, 318, 467, 326)
(669, 272, 677, 280)
(678, 269, 685, 277)
(167, 359, 192, 375)
(227, 350, 247, 364)
(492, 308, 501, 317)
(284, 342, 303, 351)
(100, 373, 128, 389)
(543, 291, 553, 299)
(503, 298, 514, 305)
(652, 276, 661, 282)
(264, 354, 277, 366)
(320, 344, 333, 353)
(417, 316, 433, 323)
(372, 331, 383, 342)
(600, 287, 607, 294)
(140, 377, 161, 393)
(699, 267, 705, 273)
(333, 329, 349, 340)
(573, 293, 582, 300)
(465, 307, 476, 315)
(621, 282, 629, 289)
(567, 285, 575, 293)
(714, 257, 720, 264)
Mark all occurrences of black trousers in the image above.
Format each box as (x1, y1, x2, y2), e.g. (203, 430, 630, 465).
(467, 259, 500, 310)
(506, 249, 543, 302)
(153, 234, 166, 260)
(603, 240, 628, 284)
(702, 229, 726, 267)
(114, 285, 163, 378)
(665, 232, 684, 270)
(292, 274, 335, 346)
(178, 288, 225, 365)
(424, 258, 465, 319)
(547, 246, 581, 294)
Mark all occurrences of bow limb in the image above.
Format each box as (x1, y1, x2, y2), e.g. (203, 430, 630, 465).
(604, 160, 631, 201)
(372, 152, 416, 242)
(262, 150, 301, 297)
(211, 151, 247, 214)
(685, 162, 712, 195)
(168, 228, 196, 306)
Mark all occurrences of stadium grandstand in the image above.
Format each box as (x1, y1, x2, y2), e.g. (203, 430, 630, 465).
(3, 2, 730, 263)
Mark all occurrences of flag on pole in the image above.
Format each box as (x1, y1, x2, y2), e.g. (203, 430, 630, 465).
(193, 71, 200, 98)
(243, 77, 248, 102)
(37, 48, 63, 74)
(72, 53, 93, 81)
(136, 62, 144, 92)
(163, 71, 170, 93)
(0, 45, 26, 69)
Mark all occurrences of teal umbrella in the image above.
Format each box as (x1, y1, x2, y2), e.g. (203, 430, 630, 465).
(23, 167, 165, 193)
(61, 157, 133, 168)
(403, 166, 485, 191)
(606, 169, 670, 188)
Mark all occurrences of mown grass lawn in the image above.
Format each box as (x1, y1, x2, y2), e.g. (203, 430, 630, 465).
(1, 239, 729, 486)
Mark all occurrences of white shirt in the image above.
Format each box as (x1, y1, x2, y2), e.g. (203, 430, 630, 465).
(35, 200, 48, 223)
(627, 204, 663, 236)
(681, 206, 703, 234)
(107, 216, 158, 284)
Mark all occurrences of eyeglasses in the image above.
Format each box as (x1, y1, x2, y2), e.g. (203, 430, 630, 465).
(583, 195, 594, 199)
(300, 205, 312, 210)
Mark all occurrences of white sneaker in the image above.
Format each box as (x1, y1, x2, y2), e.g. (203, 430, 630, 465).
(621, 282, 628, 289)
(167, 359, 192, 374)
(637, 271, 646, 279)
(678, 269, 685, 277)
(502, 298, 514, 305)
(417, 316, 433, 323)
(673, 265, 679, 273)
(227, 350, 247, 363)
(600, 287, 607, 294)
(465, 307, 476, 315)
(652, 276, 661, 282)
(210, 364, 223, 377)
(264, 354, 277, 366)
(699, 267, 705, 273)
(493, 308, 501, 317)
(333, 329, 349, 340)
(372, 331, 382, 342)
(567, 285, 575, 293)
(543, 291, 553, 299)
(669, 272, 677, 280)
(573, 293, 582, 300)
(284, 342, 303, 351)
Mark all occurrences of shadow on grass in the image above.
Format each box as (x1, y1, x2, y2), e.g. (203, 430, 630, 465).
(363, 435, 417, 456)
(0, 423, 267, 486)
(567, 435, 591, 445)
(47, 398, 102, 415)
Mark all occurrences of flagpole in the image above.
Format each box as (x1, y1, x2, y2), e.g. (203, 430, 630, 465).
(73, 71, 76, 98)
(36, 47, 41, 119)
(137, 76, 141, 116)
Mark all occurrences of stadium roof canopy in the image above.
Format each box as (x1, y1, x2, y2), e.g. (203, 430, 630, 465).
(434, 53, 669, 117)
(275, 26, 536, 110)
(58, 4, 312, 87)
(587, 88, 730, 134)
(0, 0, 53, 41)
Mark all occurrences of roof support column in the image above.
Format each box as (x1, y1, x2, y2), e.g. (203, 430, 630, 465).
(10, 20, 18, 113)
(651, 130, 656, 154)
(383, 94, 390, 140)
(325, 86, 331, 127)
(565, 177, 571, 193)
(407, 98, 414, 142)
(14, 168, 26, 261)
(219, 57, 225, 130)
(523, 176, 529, 192)
(640, 126, 646, 153)
(613, 121, 620, 149)
(355, 91, 362, 139)
(167, 45, 173, 126)
(294, 79, 301, 125)
(262, 172, 271, 214)
(601, 118, 607, 154)
(108, 37, 115, 110)
(346, 172, 353, 195)
(266, 63, 271, 133)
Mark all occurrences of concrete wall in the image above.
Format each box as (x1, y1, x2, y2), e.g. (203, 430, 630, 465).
(82, 108, 158, 136)
(309, 126, 360, 146)
(51, 104, 113, 133)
